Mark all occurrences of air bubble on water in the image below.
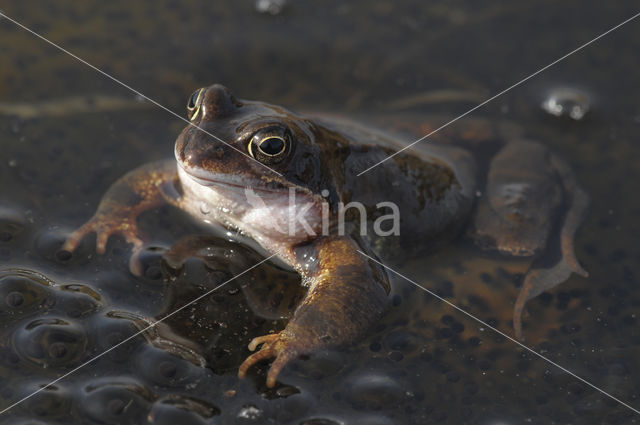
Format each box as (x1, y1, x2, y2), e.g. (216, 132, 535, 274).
(237, 404, 262, 420)
(541, 87, 591, 121)
(255, 0, 286, 15)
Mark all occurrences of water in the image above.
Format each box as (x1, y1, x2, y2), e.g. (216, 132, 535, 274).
(1, 1, 640, 424)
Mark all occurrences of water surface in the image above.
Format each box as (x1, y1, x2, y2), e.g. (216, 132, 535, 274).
(1, 1, 639, 424)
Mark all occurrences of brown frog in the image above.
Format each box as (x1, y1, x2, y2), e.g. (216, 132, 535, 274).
(63, 84, 588, 388)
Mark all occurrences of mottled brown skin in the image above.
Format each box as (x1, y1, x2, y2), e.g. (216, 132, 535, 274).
(63, 84, 587, 387)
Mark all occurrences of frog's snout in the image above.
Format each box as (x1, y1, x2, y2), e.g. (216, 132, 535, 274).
(201, 84, 242, 119)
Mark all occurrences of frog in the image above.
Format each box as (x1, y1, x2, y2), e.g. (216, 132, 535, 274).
(62, 83, 588, 388)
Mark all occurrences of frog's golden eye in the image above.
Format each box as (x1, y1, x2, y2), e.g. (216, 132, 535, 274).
(248, 129, 289, 164)
(186, 88, 205, 121)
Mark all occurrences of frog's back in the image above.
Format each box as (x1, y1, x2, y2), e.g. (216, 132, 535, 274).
(313, 114, 478, 258)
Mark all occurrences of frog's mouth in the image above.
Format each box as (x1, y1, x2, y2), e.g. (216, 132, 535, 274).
(178, 162, 325, 241)
(177, 161, 287, 192)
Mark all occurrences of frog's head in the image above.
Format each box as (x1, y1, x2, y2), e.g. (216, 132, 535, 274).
(175, 84, 335, 193)
(175, 84, 340, 241)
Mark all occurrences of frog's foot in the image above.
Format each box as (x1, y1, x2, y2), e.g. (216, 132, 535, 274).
(62, 215, 146, 276)
(513, 172, 589, 340)
(162, 235, 225, 270)
(513, 258, 588, 340)
(237, 332, 300, 388)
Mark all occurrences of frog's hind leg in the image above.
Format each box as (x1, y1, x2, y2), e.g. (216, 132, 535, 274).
(513, 155, 589, 340)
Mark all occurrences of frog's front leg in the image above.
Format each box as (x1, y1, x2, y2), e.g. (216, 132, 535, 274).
(63, 160, 178, 275)
(237, 236, 389, 388)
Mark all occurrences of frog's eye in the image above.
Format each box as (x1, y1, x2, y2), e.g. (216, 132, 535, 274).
(248, 129, 289, 164)
(186, 88, 205, 121)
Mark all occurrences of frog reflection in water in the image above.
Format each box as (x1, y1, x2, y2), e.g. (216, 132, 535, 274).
(63, 84, 588, 387)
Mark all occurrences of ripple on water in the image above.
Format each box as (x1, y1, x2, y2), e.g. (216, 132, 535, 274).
(80, 379, 153, 425)
(346, 372, 408, 409)
(144, 395, 220, 424)
(134, 345, 202, 388)
(298, 418, 343, 425)
(1, 382, 72, 423)
(22, 384, 72, 421)
(12, 317, 88, 368)
(91, 315, 141, 363)
(143, 402, 208, 425)
(0, 207, 25, 244)
(1, 419, 53, 425)
(0, 269, 55, 319)
(0, 271, 102, 372)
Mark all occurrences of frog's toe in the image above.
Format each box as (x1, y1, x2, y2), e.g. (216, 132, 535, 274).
(238, 333, 298, 388)
(95, 228, 112, 254)
(247, 333, 279, 351)
(62, 222, 96, 253)
(265, 349, 297, 388)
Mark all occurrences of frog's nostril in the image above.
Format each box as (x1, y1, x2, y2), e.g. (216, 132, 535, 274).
(213, 146, 225, 159)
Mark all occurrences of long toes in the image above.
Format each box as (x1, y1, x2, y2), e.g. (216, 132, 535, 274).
(266, 351, 295, 388)
(63, 226, 92, 252)
(238, 347, 276, 379)
(248, 334, 279, 351)
(96, 229, 113, 254)
(61, 237, 80, 253)
(124, 231, 144, 249)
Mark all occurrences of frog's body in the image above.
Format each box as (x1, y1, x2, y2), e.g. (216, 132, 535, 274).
(63, 84, 588, 388)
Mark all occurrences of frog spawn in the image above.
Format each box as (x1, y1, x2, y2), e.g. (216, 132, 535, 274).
(0, 266, 221, 424)
(0, 195, 635, 424)
(0, 215, 340, 423)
